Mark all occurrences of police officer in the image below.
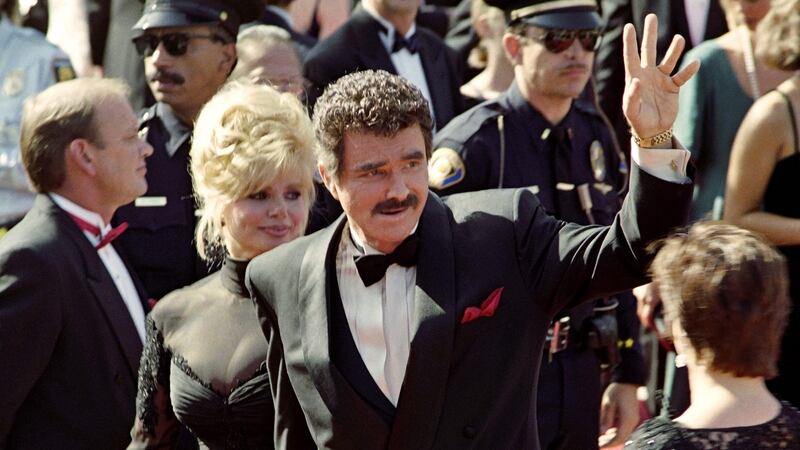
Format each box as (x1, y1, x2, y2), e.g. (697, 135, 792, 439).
(0, 0, 74, 235)
(113, 0, 261, 299)
(429, 1, 645, 448)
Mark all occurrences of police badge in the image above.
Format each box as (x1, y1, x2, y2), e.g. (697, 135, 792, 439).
(589, 140, 606, 182)
(2, 69, 24, 97)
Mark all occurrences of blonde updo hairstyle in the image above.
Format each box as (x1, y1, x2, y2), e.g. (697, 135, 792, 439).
(191, 80, 317, 261)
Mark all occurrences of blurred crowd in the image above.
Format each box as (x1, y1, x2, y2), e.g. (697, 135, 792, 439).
(1, 0, 800, 449)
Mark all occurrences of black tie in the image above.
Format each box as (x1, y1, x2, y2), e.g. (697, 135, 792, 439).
(354, 234, 419, 287)
(391, 30, 419, 54)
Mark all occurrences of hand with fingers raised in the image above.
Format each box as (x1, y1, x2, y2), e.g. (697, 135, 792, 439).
(622, 14, 701, 149)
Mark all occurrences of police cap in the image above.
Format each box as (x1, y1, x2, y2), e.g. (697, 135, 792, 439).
(133, 0, 262, 38)
(485, 0, 602, 30)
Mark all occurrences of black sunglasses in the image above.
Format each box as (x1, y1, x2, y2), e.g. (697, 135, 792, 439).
(133, 32, 228, 57)
(523, 28, 603, 54)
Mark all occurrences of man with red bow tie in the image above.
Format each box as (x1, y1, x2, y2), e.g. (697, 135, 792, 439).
(0, 78, 153, 449)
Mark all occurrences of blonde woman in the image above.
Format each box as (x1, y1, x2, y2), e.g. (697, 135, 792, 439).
(725, 0, 800, 407)
(128, 81, 316, 449)
(673, 0, 792, 220)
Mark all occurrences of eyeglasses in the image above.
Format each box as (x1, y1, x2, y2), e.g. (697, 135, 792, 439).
(253, 76, 311, 94)
(522, 28, 603, 54)
(133, 32, 228, 57)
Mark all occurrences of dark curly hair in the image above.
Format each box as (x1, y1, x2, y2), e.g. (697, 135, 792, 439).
(311, 70, 434, 179)
(650, 222, 790, 378)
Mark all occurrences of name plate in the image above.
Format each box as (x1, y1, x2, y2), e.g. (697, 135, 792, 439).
(135, 196, 167, 207)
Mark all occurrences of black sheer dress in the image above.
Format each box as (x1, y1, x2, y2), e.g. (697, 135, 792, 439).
(128, 258, 273, 450)
(624, 402, 800, 449)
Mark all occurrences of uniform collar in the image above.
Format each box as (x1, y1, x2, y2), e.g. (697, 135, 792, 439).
(152, 102, 192, 157)
(265, 5, 294, 28)
(502, 81, 578, 144)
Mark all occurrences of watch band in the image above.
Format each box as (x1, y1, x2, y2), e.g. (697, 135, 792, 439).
(632, 128, 673, 148)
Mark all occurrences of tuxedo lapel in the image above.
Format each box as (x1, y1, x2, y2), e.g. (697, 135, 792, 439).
(417, 33, 452, 129)
(351, 8, 397, 75)
(46, 197, 143, 376)
(298, 217, 391, 443)
(388, 193, 456, 449)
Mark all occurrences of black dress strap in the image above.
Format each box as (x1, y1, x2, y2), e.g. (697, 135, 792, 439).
(776, 90, 799, 154)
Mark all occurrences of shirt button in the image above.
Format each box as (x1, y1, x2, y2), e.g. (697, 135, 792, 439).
(463, 425, 476, 439)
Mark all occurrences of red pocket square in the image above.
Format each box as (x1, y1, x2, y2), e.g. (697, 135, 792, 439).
(461, 287, 504, 324)
(147, 298, 158, 311)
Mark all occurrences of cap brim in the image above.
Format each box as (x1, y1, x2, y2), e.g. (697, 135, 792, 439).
(520, 10, 603, 30)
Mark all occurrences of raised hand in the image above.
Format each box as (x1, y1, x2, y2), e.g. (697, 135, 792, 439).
(622, 14, 700, 141)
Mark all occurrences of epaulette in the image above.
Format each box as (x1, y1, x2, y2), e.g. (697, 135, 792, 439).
(430, 101, 505, 190)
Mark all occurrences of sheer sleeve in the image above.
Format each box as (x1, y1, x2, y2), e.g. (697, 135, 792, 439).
(128, 317, 180, 449)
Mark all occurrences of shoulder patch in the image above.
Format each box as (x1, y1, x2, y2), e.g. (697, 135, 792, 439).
(53, 58, 75, 82)
(428, 147, 465, 190)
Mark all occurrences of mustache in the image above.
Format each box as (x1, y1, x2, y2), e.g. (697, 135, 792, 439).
(372, 194, 419, 216)
(149, 70, 185, 85)
(560, 63, 589, 71)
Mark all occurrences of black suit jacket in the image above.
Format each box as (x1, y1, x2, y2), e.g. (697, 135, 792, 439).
(0, 195, 145, 449)
(594, 0, 727, 157)
(303, 7, 464, 129)
(248, 164, 692, 449)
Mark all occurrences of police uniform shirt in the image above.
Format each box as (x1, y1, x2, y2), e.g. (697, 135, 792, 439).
(0, 16, 74, 226)
(113, 102, 210, 300)
(432, 81, 625, 225)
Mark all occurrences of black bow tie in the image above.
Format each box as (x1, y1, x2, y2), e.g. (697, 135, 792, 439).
(391, 30, 419, 54)
(353, 234, 419, 287)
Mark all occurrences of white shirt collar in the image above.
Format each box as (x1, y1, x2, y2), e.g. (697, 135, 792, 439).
(361, 2, 417, 53)
(49, 193, 110, 235)
(347, 221, 419, 256)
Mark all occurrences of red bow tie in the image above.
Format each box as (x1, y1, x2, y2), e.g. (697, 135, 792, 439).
(68, 213, 128, 250)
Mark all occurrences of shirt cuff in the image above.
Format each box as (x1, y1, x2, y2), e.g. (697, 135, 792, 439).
(630, 138, 691, 184)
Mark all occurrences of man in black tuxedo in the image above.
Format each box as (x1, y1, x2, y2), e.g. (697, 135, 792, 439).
(303, 0, 463, 130)
(595, 0, 727, 157)
(248, 8, 700, 448)
(0, 78, 153, 449)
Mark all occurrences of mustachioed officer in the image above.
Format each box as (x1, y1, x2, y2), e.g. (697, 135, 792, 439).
(113, 0, 261, 300)
(429, 1, 645, 448)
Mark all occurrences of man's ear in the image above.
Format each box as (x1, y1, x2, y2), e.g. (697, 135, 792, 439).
(503, 32, 522, 64)
(66, 139, 96, 176)
(220, 43, 236, 72)
(318, 163, 340, 201)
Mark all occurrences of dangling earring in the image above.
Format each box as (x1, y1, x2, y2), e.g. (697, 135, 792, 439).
(674, 353, 687, 368)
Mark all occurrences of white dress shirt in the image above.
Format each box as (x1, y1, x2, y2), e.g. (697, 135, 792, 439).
(50, 193, 146, 342)
(684, 0, 711, 47)
(361, 3, 437, 126)
(336, 224, 416, 405)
